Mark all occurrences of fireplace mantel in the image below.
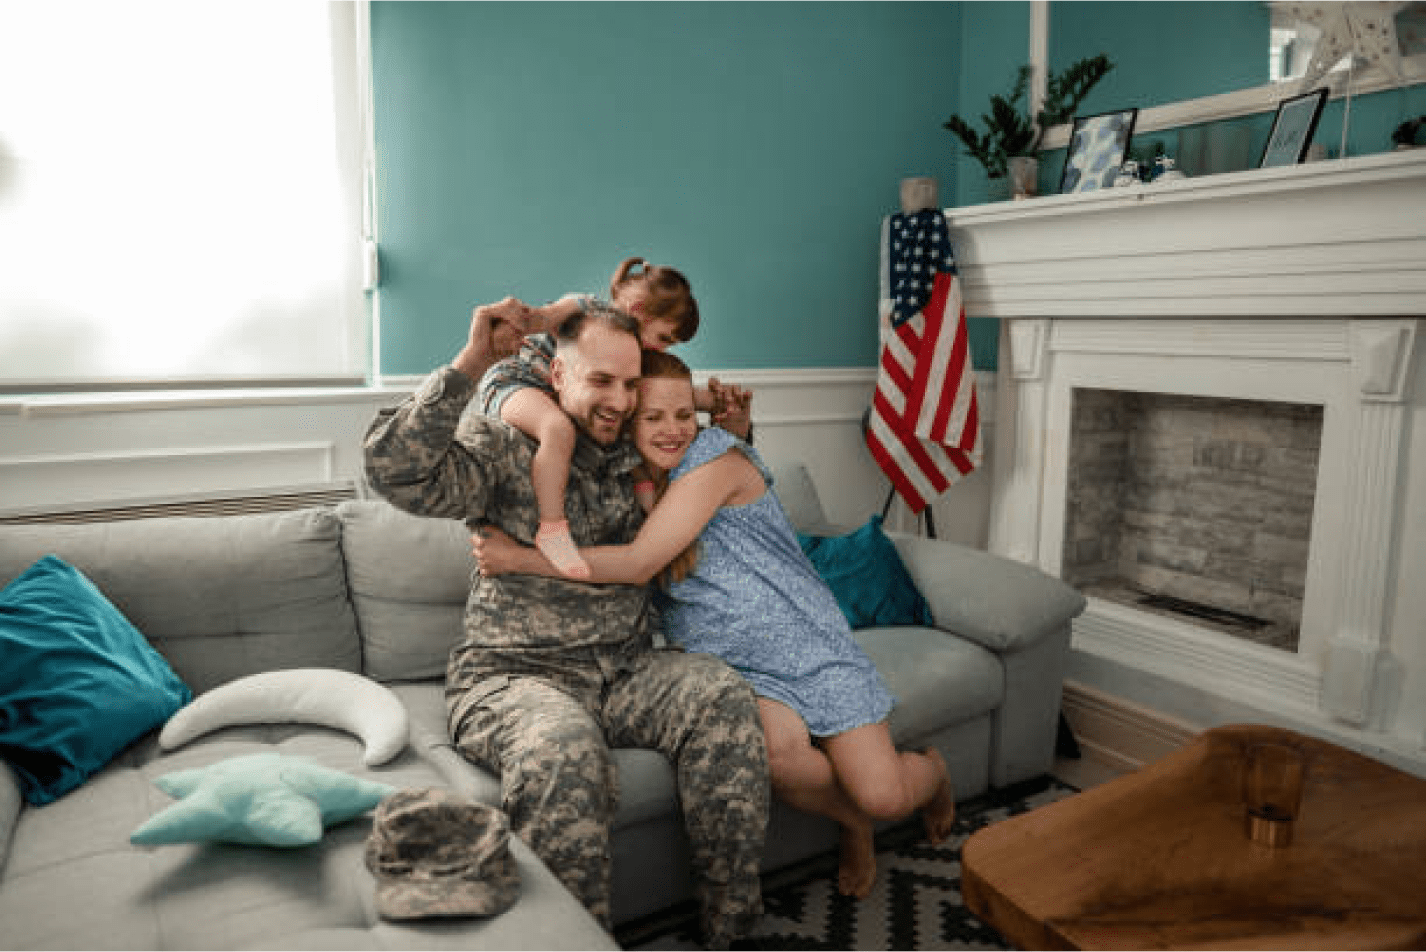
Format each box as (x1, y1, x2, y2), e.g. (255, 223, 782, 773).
(944, 148, 1426, 319)
(950, 148, 1426, 768)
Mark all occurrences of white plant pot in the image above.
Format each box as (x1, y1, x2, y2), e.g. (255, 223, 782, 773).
(1008, 156, 1039, 199)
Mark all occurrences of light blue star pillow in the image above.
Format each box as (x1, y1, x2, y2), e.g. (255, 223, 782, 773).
(130, 752, 396, 847)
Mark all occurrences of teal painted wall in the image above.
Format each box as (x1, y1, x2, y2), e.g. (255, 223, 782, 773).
(1050, 2, 1268, 110)
(947, 2, 1033, 208)
(372, 1, 1426, 377)
(371, 1, 966, 374)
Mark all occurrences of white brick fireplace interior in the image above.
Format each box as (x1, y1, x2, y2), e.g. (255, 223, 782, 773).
(947, 149, 1426, 775)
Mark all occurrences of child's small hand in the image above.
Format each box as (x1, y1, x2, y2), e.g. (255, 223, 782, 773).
(708, 377, 753, 440)
(532, 295, 583, 334)
(529, 304, 558, 335)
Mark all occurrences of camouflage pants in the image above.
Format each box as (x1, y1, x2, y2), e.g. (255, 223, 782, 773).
(450, 648, 770, 946)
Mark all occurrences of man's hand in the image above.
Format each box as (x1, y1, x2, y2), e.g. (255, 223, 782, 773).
(453, 297, 538, 380)
(707, 376, 753, 441)
(471, 524, 543, 577)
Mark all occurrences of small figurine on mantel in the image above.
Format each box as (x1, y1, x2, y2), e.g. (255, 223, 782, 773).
(1112, 160, 1142, 187)
(1151, 155, 1187, 182)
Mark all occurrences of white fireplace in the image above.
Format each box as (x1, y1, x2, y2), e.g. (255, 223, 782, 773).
(945, 148, 1426, 771)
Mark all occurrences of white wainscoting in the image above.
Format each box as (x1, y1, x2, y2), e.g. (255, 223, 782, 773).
(0, 370, 998, 544)
(1, 443, 337, 512)
(0, 389, 402, 516)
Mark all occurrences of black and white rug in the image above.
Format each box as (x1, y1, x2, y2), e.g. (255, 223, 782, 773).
(619, 777, 1076, 951)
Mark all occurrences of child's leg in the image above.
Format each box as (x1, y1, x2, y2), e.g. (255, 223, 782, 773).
(499, 388, 589, 578)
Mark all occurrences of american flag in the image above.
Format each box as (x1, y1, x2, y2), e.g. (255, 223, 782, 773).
(864, 209, 981, 515)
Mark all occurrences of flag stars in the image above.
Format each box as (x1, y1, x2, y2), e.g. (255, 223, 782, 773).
(888, 209, 956, 322)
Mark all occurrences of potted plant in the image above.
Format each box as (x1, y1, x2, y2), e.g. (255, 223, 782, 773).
(944, 54, 1114, 199)
(1392, 115, 1426, 149)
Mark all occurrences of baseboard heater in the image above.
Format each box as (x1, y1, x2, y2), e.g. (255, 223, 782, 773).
(0, 482, 360, 526)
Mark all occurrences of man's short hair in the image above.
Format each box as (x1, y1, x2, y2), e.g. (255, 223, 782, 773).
(554, 298, 640, 352)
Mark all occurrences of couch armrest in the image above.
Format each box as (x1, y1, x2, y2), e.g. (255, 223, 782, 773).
(0, 760, 20, 869)
(992, 627, 1072, 786)
(886, 532, 1086, 653)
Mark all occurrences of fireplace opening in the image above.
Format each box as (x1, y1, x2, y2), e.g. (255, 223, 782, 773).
(1133, 590, 1269, 632)
(1061, 389, 1323, 654)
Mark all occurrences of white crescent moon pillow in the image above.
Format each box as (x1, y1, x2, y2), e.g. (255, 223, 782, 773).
(158, 668, 409, 766)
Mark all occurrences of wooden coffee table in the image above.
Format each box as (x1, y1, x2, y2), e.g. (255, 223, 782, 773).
(961, 724, 1426, 950)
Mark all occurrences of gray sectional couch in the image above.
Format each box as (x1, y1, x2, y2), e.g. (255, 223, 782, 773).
(0, 464, 1085, 949)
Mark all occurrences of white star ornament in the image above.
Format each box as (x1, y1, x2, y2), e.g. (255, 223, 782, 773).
(1287, 1, 1407, 92)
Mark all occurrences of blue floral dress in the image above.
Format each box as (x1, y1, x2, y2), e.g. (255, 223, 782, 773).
(658, 428, 895, 737)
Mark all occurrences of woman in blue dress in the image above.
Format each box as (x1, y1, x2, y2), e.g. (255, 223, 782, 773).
(474, 350, 955, 898)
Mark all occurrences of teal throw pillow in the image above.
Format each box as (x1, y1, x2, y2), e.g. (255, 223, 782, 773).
(130, 752, 397, 847)
(0, 555, 192, 805)
(798, 515, 934, 629)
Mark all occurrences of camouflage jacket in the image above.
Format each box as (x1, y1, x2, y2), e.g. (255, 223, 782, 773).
(363, 365, 653, 680)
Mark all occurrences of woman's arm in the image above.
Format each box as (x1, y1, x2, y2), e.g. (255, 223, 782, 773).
(474, 453, 750, 583)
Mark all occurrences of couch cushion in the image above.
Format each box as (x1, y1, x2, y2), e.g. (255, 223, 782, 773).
(336, 501, 475, 682)
(0, 509, 361, 694)
(767, 462, 835, 534)
(0, 555, 192, 804)
(888, 531, 1088, 652)
(855, 626, 1003, 744)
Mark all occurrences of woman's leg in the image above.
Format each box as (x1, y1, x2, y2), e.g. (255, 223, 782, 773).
(820, 723, 957, 844)
(757, 699, 878, 897)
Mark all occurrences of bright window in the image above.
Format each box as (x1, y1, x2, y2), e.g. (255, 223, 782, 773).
(0, 1, 370, 391)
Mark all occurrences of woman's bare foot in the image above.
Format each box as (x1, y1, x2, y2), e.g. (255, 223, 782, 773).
(921, 747, 957, 845)
(837, 822, 877, 898)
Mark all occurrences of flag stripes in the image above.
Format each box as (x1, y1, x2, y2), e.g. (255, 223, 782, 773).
(866, 211, 981, 515)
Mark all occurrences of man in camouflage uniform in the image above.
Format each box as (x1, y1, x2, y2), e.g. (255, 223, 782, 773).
(363, 298, 769, 947)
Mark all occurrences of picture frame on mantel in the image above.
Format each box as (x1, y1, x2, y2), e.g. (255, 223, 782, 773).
(1259, 87, 1328, 168)
(1059, 107, 1139, 193)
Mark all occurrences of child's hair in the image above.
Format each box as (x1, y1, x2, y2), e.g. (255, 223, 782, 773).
(638, 348, 700, 585)
(610, 257, 700, 344)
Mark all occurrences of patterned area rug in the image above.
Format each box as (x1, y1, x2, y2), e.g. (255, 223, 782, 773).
(619, 777, 1076, 951)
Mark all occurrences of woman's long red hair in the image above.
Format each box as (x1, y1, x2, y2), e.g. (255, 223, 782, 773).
(638, 349, 700, 585)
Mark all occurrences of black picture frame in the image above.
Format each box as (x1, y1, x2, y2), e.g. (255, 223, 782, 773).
(1259, 87, 1328, 168)
(1059, 107, 1139, 194)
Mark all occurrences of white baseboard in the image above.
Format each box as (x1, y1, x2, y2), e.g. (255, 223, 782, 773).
(1061, 679, 1200, 773)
